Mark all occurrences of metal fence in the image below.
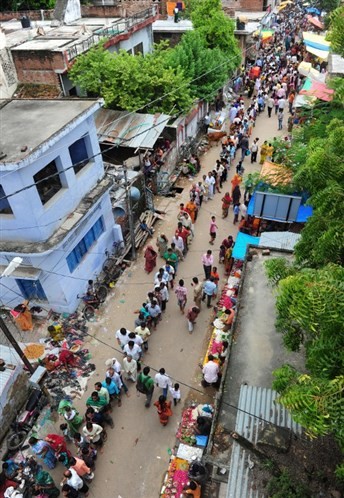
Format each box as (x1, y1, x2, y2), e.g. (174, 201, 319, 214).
(66, 6, 157, 61)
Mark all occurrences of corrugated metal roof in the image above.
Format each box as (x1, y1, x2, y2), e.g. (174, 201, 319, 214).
(95, 109, 170, 149)
(259, 231, 301, 251)
(226, 384, 302, 498)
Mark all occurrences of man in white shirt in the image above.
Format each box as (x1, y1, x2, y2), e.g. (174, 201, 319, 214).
(278, 97, 286, 111)
(62, 468, 89, 494)
(205, 172, 215, 199)
(123, 341, 142, 363)
(115, 328, 130, 349)
(155, 367, 172, 398)
(123, 354, 138, 382)
(202, 355, 220, 388)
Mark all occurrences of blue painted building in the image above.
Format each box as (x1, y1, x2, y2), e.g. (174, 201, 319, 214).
(0, 98, 122, 313)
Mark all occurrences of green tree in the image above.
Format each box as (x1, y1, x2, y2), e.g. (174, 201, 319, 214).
(288, 120, 344, 267)
(69, 44, 193, 114)
(273, 367, 344, 445)
(166, 31, 228, 101)
(190, 0, 241, 70)
(327, 6, 344, 57)
(269, 264, 344, 378)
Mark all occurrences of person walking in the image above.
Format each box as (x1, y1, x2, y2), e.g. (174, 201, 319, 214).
(123, 354, 138, 382)
(202, 355, 221, 388)
(209, 216, 218, 245)
(202, 277, 217, 308)
(233, 203, 240, 224)
(221, 192, 232, 218)
(175, 279, 188, 314)
(250, 138, 259, 163)
(143, 245, 157, 273)
(191, 276, 203, 309)
(202, 250, 213, 279)
(267, 95, 274, 117)
(239, 134, 250, 161)
(136, 366, 154, 408)
(278, 109, 284, 130)
(154, 368, 172, 398)
(61, 468, 89, 496)
(153, 396, 173, 426)
(186, 306, 200, 333)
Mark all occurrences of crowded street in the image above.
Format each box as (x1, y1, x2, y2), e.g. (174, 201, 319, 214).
(0, 0, 342, 496)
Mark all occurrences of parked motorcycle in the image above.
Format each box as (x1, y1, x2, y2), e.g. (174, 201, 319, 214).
(6, 390, 47, 453)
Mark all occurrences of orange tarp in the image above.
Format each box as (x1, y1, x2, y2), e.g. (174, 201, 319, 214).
(166, 1, 185, 15)
(260, 161, 293, 186)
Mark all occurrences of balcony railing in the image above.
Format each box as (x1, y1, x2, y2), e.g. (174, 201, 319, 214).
(66, 6, 157, 61)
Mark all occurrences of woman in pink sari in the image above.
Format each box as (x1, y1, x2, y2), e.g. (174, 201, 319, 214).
(144, 245, 157, 273)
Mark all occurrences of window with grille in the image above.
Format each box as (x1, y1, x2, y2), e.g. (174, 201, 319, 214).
(66, 217, 104, 272)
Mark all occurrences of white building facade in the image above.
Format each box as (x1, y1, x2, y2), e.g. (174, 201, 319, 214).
(0, 98, 122, 313)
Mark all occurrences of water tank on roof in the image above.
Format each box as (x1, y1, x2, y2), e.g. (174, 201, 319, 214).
(21, 16, 31, 28)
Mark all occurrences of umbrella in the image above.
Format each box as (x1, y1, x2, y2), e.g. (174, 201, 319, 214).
(300, 79, 334, 101)
(306, 6, 321, 15)
(306, 15, 324, 30)
(261, 28, 274, 40)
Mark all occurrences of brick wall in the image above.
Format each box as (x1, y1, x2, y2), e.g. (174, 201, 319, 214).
(0, 9, 53, 22)
(12, 50, 65, 87)
(81, 2, 153, 17)
(223, 0, 263, 11)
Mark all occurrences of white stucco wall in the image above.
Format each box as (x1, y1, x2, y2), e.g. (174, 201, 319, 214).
(0, 114, 104, 243)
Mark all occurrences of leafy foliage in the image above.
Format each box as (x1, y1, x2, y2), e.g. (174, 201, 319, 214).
(166, 31, 228, 101)
(264, 258, 297, 286)
(273, 367, 344, 445)
(69, 44, 193, 114)
(190, 0, 241, 70)
(290, 120, 344, 267)
(0, 0, 55, 10)
(273, 264, 344, 379)
(267, 469, 311, 498)
(327, 6, 344, 57)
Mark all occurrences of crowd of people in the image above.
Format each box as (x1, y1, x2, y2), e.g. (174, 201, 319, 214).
(0, 3, 326, 497)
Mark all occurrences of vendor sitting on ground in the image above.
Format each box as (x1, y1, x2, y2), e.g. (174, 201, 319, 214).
(194, 416, 212, 436)
(47, 324, 65, 342)
(219, 308, 235, 331)
(58, 349, 79, 370)
(181, 159, 197, 176)
(182, 480, 201, 498)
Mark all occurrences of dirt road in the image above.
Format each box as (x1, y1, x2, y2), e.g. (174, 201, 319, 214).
(56, 106, 284, 498)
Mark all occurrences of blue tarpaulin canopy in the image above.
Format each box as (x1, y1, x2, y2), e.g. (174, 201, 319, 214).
(232, 233, 260, 260)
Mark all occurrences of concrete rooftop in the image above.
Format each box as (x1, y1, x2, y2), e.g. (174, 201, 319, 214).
(1, 16, 121, 50)
(0, 99, 100, 165)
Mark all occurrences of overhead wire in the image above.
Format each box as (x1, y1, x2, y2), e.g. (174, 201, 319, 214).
(0, 40, 256, 197)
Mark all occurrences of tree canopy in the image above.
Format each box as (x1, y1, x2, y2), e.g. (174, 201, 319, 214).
(166, 31, 229, 101)
(190, 0, 241, 69)
(327, 6, 344, 57)
(264, 85, 344, 472)
(69, 44, 193, 114)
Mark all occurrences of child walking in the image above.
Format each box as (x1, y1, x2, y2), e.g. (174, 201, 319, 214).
(175, 279, 188, 314)
(209, 216, 218, 245)
(169, 383, 181, 406)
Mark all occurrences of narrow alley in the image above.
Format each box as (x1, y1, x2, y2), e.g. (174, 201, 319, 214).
(70, 107, 285, 498)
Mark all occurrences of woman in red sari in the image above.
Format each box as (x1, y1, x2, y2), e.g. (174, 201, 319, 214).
(144, 245, 157, 273)
(154, 395, 173, 426)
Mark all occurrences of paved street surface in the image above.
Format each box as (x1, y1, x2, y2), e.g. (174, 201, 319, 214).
(61, 107, 285, 498)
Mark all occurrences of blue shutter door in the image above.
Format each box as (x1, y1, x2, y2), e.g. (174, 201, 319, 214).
(16, 279, 47, 301)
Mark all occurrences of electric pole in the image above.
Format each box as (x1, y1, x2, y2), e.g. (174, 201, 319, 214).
(123, 164, 137, 260)
(0, 314, 35, 374)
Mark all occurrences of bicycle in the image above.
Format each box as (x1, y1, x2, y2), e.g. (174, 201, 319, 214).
(102, 240, 126, 273)
(77, 293, 103, 321)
